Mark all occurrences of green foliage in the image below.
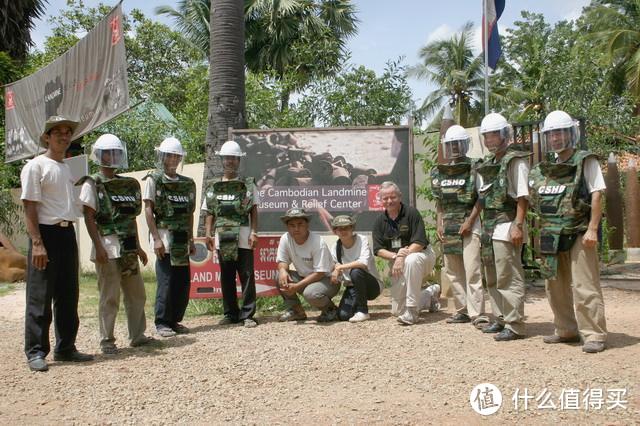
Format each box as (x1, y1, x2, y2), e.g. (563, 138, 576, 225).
(298, 60, 415, 127)
(0, 0, 47, 59)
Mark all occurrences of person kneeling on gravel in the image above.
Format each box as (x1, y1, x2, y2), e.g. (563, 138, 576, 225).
(276, 208, 338, 322)
(330, 215, 382, 322)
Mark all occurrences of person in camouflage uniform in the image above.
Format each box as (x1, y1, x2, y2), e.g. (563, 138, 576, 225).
(202, 141, 260, 328)
(476, 113, 530, 341)
(529, 110, 607, 353)
(79, 134, 153, 354)
(431, 125, 485, 325)
(143, 137, 196, 338)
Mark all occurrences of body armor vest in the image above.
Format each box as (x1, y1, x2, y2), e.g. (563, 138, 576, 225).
(77, 173, 142, 274)
(476, 145, 531, 265)
(204, 176, 255, 261)
(528, 150, 594, 279)
(430, 158, 477, 255)
(144, 170, 196, 266)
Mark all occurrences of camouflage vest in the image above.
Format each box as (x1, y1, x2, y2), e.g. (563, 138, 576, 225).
(77, 173, 142, 275)
(528, 150, 594, 279)
(144, 170, 196, 266)
(476, 145, 531, 265)
(204, 176, 255, 261)
(430, 158, 477, 255)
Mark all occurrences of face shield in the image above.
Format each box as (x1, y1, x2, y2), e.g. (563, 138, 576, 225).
(541, 126, 577, 155)
(221, 155, 241, 174)
(91, 146, 128, 169)
(156, 150, 184, 175)
(481, 127, 510, 154)
(442, 139, 469, 160)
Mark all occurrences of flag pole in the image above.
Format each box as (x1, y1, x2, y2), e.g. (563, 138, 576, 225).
(484, 0, 490, 116)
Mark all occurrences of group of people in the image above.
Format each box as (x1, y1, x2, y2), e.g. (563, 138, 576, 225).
(19, 108, 608, 373)
(432, 110, 607, 354)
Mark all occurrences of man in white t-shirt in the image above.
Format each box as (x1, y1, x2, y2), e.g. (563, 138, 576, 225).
(529, 110, 607, 354)
(476, 113, 530, 341)
(20, 116, 93, 372)
(79, 134, 152, 354)
(276, 208, 337, 322)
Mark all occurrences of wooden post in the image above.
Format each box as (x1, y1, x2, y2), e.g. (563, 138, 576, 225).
(606, 153, 624, 250)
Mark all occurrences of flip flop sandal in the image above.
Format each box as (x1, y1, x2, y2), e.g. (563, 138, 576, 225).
(472, 316, 491, 329)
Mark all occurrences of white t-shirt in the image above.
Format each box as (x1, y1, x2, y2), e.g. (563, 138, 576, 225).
(276, 232, 334, 278)
(200, 182, 260, 250)
(20, 154, 80, 224)
(330, 234, 383, 292)
(477, 158, 530, 242)
(583, 157, 606, 193)
(79, 180, 124, 260)
(143, 174, 179, 251)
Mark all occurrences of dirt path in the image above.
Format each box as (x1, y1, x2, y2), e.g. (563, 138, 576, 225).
(0, 285, 638, 424)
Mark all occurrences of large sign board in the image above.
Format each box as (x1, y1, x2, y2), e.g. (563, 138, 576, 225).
(231, 126, 414, 233)
(189, 236, 280, 299)
(4, 4, 129, 163)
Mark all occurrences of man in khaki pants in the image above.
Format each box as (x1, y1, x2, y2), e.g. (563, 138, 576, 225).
(529, 110, 607, 353)
(431, 125, 485, 324)
(476, 113, 530, 341)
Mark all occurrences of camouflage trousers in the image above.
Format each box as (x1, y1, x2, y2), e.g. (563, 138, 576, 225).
(443, 233, 485, 318)
(483, 240, 526, 335)
(545, 234, 607, 343)
(96, 258, 147, 346)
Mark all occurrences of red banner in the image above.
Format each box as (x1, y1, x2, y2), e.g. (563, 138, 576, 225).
(189, 236, 280, 299)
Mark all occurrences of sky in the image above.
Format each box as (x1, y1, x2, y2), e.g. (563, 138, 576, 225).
(32, 0, 591, 107)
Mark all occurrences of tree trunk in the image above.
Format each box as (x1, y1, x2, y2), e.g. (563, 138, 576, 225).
(199, 0, 246, 234)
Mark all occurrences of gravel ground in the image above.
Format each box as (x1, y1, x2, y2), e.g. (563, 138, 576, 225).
(0, 285, 638, 424)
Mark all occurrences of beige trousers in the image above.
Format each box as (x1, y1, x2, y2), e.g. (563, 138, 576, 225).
(545, 234, 607, 343)
(443, 233, 485, 318)
(96, 259, 147, 347)
(483, 240, 526, 335)
(390, 246, 436, 315)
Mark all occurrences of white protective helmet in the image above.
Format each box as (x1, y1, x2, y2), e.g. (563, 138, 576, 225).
(156, 137, 185, 173)
(540, 110, 579, 154)
(157, 137, 186, 156)
(442, 125, 470, 160)
(215, 140, 245, 157)
(480, 112, 512, 153)
(91, 133, 128, 169)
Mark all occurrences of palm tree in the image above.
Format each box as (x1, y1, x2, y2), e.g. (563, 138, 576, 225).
(157, 0, 358, 111)
(0, 0, 48, 60)
(584, 0, 640, 113)
(201, 0, 246, 233)
(155, 0, 211, 55)
(409, 22, 487, 128)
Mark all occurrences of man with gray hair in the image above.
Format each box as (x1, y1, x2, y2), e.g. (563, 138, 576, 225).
(372, 182, 436, 325)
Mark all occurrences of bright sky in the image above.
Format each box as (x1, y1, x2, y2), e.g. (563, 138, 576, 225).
(33, 0, 590, 106)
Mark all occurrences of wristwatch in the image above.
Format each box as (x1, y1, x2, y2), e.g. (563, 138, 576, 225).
(514, 221, 523, 229)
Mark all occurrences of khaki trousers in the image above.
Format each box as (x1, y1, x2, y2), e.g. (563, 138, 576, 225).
(96, 259, 147, 347)
(545, 234, 607, 343)
(443, 233, 485, 318)
(390, 246, 436, 315)
(483, 240, 526, 335)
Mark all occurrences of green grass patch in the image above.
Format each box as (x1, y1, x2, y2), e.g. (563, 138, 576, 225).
(0, 283, 16, 297)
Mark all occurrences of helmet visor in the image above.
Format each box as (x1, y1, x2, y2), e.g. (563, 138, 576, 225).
(91, 146, 128, 169)
(443, 139, 469, 160)
(481, 127, 510, 153)
(541, 127, 577, 154)
(156, 151, 184, 174)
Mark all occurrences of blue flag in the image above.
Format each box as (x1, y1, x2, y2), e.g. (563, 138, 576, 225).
(483, 0, 505, 70)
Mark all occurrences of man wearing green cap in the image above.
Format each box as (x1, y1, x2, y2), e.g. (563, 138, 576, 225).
(330, 215, 382, 322)
(20, 116, 94, 372)
(276, 208, 337, 322)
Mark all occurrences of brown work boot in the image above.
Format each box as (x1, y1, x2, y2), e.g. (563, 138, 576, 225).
(279, 308, 307, 322)
(543, 334, 581, 344)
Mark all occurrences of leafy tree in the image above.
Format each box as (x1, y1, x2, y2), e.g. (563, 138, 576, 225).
(0, 0, 48, 60)
(583, 0, 640, 113)
(409, 22, 487, 128)
(157, 0, 359, 111)
(299, 60, 415, 127)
